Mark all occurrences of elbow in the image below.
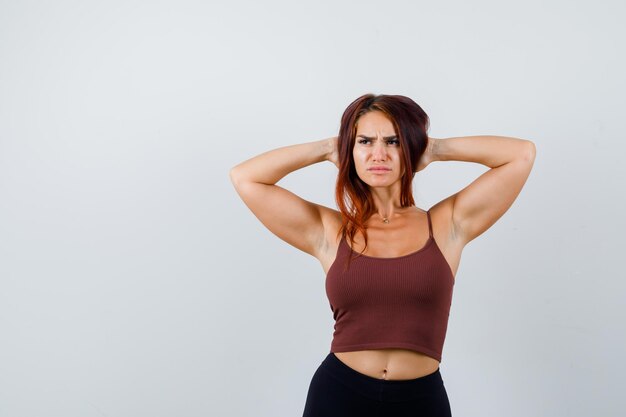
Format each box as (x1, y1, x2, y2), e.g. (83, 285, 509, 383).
(522, 140, 536, 163)
(229, 165, 243, 187)
(229, 164, 256, 191)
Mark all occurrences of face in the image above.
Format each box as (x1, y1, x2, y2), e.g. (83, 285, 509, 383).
(353, 110, 405, 188)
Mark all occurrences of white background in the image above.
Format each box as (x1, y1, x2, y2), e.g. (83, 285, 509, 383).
(1, 1, 624, 416)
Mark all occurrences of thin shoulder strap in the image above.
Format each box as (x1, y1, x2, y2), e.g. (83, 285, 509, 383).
(426, 209, 433, 238)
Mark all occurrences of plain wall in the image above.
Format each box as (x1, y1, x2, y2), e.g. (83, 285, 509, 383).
(1, 0, 624, 416)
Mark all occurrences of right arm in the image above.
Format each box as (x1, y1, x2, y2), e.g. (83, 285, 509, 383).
(229, 137, 339, 257)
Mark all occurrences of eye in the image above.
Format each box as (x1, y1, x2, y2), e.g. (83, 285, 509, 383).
(357, 139, 370, 144)
(387, 139, 400, 145)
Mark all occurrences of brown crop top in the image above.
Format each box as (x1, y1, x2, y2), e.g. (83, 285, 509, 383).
(325, 209, 455, 362)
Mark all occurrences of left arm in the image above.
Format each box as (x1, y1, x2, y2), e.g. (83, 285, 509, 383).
(426, 135, 537, 245)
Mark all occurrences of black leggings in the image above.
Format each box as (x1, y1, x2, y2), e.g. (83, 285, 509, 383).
(302, 352, 452, 417)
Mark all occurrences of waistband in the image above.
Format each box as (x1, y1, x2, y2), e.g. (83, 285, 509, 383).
(320, 352, 445, 403)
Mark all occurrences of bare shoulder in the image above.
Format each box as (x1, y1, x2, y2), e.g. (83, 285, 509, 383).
(429, 195, 464, 278)
(313, 204, 343, 272)
(429, 195, 454, 239)
(316, 204, 343, 250)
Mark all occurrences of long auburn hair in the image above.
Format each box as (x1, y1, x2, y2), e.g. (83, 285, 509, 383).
(335, 93, 430, 263)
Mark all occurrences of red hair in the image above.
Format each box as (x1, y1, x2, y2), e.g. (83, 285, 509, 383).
(335, 93, 430, 262)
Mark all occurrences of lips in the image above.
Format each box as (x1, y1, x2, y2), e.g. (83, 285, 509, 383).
(368, 166, 391, 171)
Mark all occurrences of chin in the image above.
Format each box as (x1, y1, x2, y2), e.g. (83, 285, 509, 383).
(365, 180, 397, 188)
(365, 176, 403, 188)
(356, 173, 400, 188)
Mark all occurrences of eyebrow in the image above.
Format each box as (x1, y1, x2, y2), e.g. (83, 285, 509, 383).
(356, 134, 398, 140)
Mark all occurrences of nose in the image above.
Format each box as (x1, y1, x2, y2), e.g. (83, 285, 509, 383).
(372, 140, 387, 161)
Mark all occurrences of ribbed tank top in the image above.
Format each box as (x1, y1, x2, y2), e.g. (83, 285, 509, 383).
(325, 209, 455, 362)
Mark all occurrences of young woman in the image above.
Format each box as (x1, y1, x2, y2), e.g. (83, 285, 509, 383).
(229, 94, 536, 416)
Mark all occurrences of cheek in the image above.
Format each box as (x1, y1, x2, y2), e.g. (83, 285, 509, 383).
(394, 151, 405, 174)
(352, 150, 364, 166)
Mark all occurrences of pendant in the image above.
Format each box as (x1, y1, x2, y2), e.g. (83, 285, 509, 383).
(383, 218, 389, 224)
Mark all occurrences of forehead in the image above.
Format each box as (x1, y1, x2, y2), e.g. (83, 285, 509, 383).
(355, 111, 396, 135)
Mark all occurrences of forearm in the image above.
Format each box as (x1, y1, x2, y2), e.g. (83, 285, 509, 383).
(229, 138, 333, 186)
(430, 135, 535, 168)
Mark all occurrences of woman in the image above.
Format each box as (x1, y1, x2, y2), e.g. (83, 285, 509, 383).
(229, 94, 536, 416)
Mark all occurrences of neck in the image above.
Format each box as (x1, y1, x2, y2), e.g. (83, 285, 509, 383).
(369, 188, 406, 222)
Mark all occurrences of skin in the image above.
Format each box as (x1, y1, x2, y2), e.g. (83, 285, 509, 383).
(352, 110, 406, 217)
(230, 109, 536, 380)
(327, 111, 451, 379)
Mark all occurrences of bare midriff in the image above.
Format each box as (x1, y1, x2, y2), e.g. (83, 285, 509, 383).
(333, 348, 440, 381)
